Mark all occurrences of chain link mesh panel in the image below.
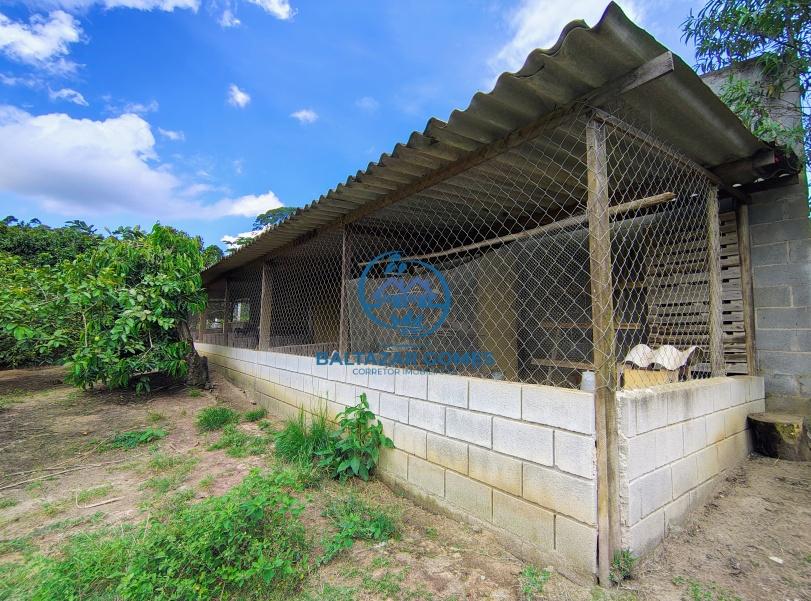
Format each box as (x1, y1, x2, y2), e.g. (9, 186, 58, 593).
(194, 103, 735, 390)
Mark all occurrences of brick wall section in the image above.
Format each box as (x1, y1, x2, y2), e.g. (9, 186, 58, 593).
(747, 179, 811, 400)
(195, 342, 598, 578)
(617, 376, 765, 556)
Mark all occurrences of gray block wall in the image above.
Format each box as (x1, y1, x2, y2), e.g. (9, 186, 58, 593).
(748, 176, 811, 401)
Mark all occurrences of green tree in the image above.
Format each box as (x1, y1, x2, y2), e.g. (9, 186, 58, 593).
(0, 218, 100, 267)
(683, 0, 810, 160)
(252, 206, 296, 230)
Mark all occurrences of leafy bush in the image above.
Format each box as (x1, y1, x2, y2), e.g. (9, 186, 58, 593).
(109, 428, 167, 449)
(275, 407, 333, 465)
(320, 494, 397, 563)
(318, 394, 393, 481)
(196, 406, 239, 431)
(208, 424, 270, 457)
(244, 407, 267, 422)
(1, 470, 311, 600)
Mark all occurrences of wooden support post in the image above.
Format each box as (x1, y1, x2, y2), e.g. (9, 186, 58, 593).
(196, 299, 206, 342)
(223, 279, 231, 347)
(736, 204, 757, 375)
(706, 187, 725, 376)
(338, 224, 352, 355)
(586, 118, 620, 584)
(258, 262, 273, 351)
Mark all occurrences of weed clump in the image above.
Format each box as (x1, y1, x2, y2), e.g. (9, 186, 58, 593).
(109, 427, 166, 449)
(196, 406, 239, 431)
(244, 407, 267, 422)
(520, 565, 551, 600)
(208, 424, 270, 457)
(320, 494, 397, 563)
(275, 407, 332, 464)
(610, 548, 638, 584)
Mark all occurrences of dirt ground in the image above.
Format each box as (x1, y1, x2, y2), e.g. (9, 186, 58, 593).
(1, 366, 810, 601)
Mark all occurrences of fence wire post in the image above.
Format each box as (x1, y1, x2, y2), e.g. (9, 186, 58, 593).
(586, 116, 619, 584)
(258, 262, 273, 351)
(339, 223, 352, 356)
(223, 278, 231, 347)
(706, 186, 725, 376)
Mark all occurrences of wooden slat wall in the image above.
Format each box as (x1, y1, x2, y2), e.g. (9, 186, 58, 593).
(644, 210, 749, 375)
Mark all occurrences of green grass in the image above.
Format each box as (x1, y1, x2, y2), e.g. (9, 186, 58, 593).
(109, 428, 166, 449)
(672, 577, 742, 601)
(142, 451, 198, 497)
(0, 498, 18, 509)
(275, 407, 333, 465)
(361, 570, 405, 597)
(196, 406, 239, 431)
(609, 548, 637, 584)
(320, 494, 397, 563)
(244, 407, 267, 422)
(147, 411, 165, 423)
(198, 474, 216, 491)
(207, 424, 271, 457)
(76, 484, 115, 505)
(0, 470, 311, 601)
(520, 565, 551, 600)
(186, 387, 203, 398)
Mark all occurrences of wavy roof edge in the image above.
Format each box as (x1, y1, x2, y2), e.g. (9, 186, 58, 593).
(203, 1, 767, 283)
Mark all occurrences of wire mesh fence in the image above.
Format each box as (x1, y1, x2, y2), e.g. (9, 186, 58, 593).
(194, 102, 738, 390)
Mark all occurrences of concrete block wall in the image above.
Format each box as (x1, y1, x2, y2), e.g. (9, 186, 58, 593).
(747, 179, 811, 402)
(617, 376, 765, 556)
(195, 342, 599, 578)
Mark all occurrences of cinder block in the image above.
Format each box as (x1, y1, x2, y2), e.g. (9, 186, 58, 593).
(636, 465, 672, 518)
(378, 447, 408, 480)
(312, 377, 335, 402)
(695, 445, 719, 483)
(378, 416, 395, 440)
(379, 392, 409, 423)
(671, 455, 698, 499)
(407, 456, 445, 496)
(682, 418, 707, 456)
(427, 433, 468, 474)
(747, 376, 765, 401)
(327, 362, 346, 382)
(723, 404, 749, 436)
(665, 493, 691, 530)
(655, 424, 683, 468)
(666, 388, 691, 424)
(445, 471, 493, 522)
(630, 509, 665, 556)
(368, 369, 396, 393)
(636, 393, 668, 434)
(409, 399, 445, 434)
(393, 422, 427, 458)
(492, 418, 553, 466)
(523, 464, 596, 525)
(446, 408, 492, 448)
(346, 366, 369, 387)
(554, 431, 595, 478)
(427, 373, 468, 408)
(555, 516, 597, 575)
(690, 381, 721, 416)
(705, 412, 725, 445)
(493, 491, 553, 550)
(334, 381, 357, 406)
(469, 379, 521, 418)
(751, 218, 810, 245)
(522, 385, 594, 435)
(395, 371, 428, 400)
(617, 392, 637, 437)
(751, 241, 788, 266)
(729, 378, 749, 406)
(356, 388, 380, 414)
(754, 285, 791, 307)
(468, 446, 522, 496)
(718, 430, 749, 471)
(757, 306, 811, 329)
(627, 431, 656, 480)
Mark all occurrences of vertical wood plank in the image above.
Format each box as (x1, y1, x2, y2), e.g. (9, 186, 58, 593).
(586, 118, 619, 584)
(339, 224, 352, 355)
(258, 262, 273, 351)
(223, 279, 231, 347)
(706, 186, 725, 376)
(736, 204, 757, 375)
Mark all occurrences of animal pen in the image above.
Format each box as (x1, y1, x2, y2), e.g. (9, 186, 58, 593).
(194, 4, 769, 583)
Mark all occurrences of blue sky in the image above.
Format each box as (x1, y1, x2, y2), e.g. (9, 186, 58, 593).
(0, 0, 704, 249)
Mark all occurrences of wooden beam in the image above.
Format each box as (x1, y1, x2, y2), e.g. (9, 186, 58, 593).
(223, 279, 231, 347)
(258, 262, 273, 351)
(736, 203, 757, 374)
(338, 224, 352, 355)
(706, 186, 726, 376)
(586, 118, 620, 584)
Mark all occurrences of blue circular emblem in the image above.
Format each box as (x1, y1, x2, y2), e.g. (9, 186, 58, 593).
(358, 251, 451, 338)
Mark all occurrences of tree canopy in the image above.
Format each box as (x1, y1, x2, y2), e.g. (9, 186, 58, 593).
(683, 0, 810, 160)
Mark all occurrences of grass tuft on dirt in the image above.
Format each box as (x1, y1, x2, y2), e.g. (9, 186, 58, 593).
(0, 469, 311, 601)
(108, 428, 166, 449)
(274, 408, 332, 465)
(196, 406, 239, 432)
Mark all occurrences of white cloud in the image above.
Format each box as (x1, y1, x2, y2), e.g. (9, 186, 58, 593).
(219, 8, 240, 27)
(290, 108, 317, 124)
(48, 86, 88, 106)
(0, 11, 82, 71)
(0, 105, 285, 221)
(355, 96, 379, 112)
(34, 0, 200, 11)
(245, 0, 294, 20)
(227, 83, 250, 108)
(122, 99, 159, 114)
(489, 0, 643, 75)
(158, 127, 185, 141)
